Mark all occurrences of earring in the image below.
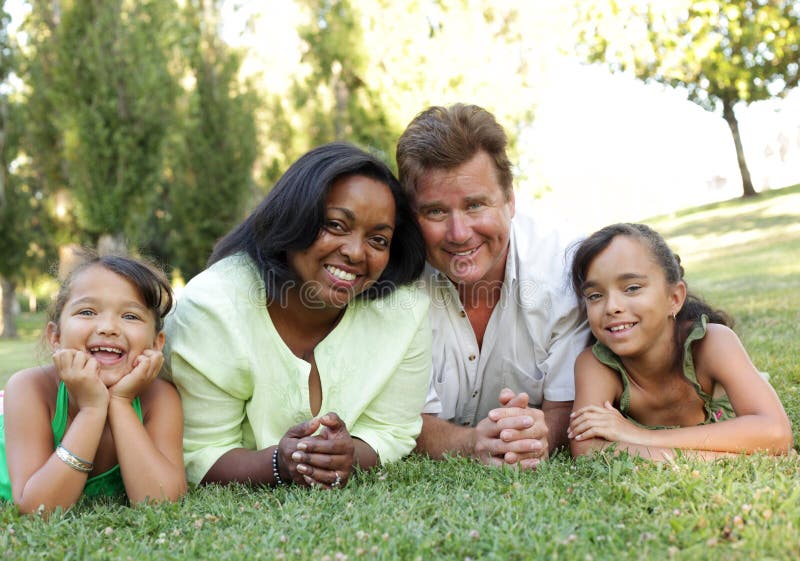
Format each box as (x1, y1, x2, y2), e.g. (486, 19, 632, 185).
(671, 312, 676, 320)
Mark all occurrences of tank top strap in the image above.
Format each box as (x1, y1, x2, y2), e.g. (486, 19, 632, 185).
(132, 395, 143, 422)
(591, 342, 632, 414)
(52, 382, 70, 445)
(52, 382, 143, 446)
(681, 314, 711, 400)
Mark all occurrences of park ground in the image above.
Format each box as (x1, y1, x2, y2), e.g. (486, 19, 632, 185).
(1, 184, 799, 560)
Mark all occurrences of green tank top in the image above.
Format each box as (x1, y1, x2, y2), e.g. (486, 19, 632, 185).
(0, 383, 143, 501)
(591, 315, 736, 430)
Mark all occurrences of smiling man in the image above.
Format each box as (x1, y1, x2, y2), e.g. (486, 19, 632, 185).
(397, 104, 590, 468)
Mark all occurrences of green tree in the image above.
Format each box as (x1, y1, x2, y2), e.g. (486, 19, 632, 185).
(18, 0, 71, 221)
(575, 0, 800, 197)
(51, 0, 179, 250)
(261, 0, 398, 186)
(159, 0, 259, 280)
(255, 1, 553, 192)
(1, 0, 11, 208)
(0, 1, 58, 338)
(0, 111, 59, 338)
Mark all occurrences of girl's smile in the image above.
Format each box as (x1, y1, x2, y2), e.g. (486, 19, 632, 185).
(46, 265, 164, 386)
(581, 236, 684, 360)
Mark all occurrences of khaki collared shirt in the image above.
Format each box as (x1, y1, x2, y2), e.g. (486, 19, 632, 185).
(421, 210, 590, 426)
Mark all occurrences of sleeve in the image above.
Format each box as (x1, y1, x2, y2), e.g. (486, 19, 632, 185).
(348, 294, 433, 463)
(421, 370, 443, 415)
(164, 274, 255, 484)
(539, 281, 591, 403)
(420, 308, 442, 415)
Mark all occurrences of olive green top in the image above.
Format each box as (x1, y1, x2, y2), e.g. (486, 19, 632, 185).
(591, 315, 735, 430)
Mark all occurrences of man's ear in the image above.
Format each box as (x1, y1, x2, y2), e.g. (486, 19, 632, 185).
(45, 321, 61, 351)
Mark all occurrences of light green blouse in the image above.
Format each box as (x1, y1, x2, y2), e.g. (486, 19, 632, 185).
(163, 254, 432, 484)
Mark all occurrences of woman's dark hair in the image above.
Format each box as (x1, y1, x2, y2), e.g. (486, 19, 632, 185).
(209, 142, 426, 300)
(50, 253, 173, 333)
(570, 223, 731, 360)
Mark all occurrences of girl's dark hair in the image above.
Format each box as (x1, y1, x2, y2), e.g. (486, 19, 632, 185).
(50, 253, 174, 333)
(209, 142, 426, 299)
(570, 223, 731, 359)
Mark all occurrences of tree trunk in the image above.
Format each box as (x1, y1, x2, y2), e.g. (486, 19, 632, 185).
(1, 276, 18, 339)
(722, 99, 757, 198)
(0, 96, 7, 207)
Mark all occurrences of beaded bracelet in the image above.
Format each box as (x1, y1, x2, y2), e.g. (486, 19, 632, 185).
(55, 444, 94, 473)
(272, 448, 287, 486)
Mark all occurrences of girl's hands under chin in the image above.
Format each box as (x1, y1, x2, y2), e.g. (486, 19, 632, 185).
(109, 349, 164, 402)
(52, 348, 109, 410)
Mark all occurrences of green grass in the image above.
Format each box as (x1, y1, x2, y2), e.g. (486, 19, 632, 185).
(2, 185, 800, 560)
(0, 312, 48, 385)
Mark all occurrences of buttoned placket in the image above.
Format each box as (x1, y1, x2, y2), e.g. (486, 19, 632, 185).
(441, 274, 516, 427)
(437, 273, 481, 426)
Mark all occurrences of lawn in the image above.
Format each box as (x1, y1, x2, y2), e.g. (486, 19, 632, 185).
(2, 185, 799, 560)
(0, 312, 47, 385)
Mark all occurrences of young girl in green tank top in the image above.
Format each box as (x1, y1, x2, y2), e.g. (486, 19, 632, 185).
(0, 254, 186, 514)
(567, 223, 792, 461)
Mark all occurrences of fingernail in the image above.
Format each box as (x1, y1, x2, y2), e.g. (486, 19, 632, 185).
(297, 442, 307, 451)
(297, 464, 309, 474)
(292, 452, 302, 462)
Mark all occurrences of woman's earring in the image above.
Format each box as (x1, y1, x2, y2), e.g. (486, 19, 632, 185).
(671, 312, 676, 320)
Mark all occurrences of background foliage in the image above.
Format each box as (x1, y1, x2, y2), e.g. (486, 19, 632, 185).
(0, 0, 798, 336)
(574, 0, 800, 197)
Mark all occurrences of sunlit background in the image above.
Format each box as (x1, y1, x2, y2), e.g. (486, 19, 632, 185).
(6, 0, 799, 229)
(1, 0, 799, 329)
(215, 0, 800, 229)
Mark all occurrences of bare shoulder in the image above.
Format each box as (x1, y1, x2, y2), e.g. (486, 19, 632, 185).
(692, 323, 748, 363)
(693, 322, 760, 383)
(574, 347, 615, 380)
(139, 378, 182, 419)
(699, 322, 741, 346)
(4, 365, 59, 402)
(573, 347, 621, 402)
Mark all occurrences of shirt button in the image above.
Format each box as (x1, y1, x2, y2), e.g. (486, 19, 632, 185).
(472, 391, 478, 398)
(459, 310, 466, 318)
(461, 421, 470, 426)
(468, 354, 476, 361)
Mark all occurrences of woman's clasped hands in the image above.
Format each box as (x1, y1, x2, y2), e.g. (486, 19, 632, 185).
(276, 412, 354, 489)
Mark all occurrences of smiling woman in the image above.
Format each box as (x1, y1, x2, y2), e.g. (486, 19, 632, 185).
(163, 142, 432, 490)
(288, 175, 396, 310)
